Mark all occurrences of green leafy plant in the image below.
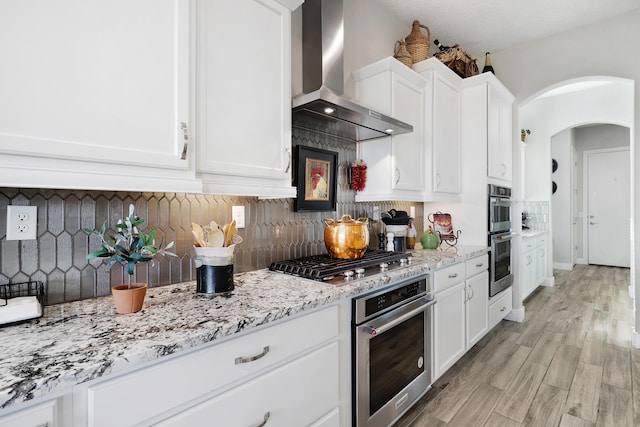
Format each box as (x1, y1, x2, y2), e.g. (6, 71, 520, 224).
(84, 204, 177, 288)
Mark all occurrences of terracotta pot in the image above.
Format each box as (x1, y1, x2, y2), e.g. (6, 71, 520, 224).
(111, 283, 147, 314)
(322, 214, 369, 259)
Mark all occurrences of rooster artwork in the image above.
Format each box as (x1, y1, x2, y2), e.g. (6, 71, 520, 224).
(305, 159, 330, 201)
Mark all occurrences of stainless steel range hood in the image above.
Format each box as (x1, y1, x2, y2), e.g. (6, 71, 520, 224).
(292, 0, 413, 142)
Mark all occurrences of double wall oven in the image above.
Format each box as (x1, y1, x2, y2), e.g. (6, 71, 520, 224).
(488, 184, 514, 297)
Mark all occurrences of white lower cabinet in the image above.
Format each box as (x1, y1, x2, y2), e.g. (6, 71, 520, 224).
(521, 233, 548, 299)
(0, 399, 58, 427)
(157, 343, 339, 427)
(77, 305, 342, 427)
(489, 287, 513, 330)
(433, 255, 489, 379)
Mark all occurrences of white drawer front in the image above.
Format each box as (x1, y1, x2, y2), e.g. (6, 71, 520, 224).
(0, 399, 57, 427)
(537, 235, 547, 247)
(433, 262, 466, 293)
(156, 343, 340, 427)
(522, 238, 536, 251)
(465, 254, 489, 278)
(88, 305, 339, 427)
(489, 288, 513, 329)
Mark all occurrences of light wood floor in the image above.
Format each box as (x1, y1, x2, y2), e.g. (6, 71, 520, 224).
(396, 264, 639, 427)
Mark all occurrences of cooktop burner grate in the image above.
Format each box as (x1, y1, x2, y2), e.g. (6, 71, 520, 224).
(269, 250, 411, 281)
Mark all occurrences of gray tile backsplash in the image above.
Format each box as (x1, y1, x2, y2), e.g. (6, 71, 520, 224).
(0, 130, 423, 304)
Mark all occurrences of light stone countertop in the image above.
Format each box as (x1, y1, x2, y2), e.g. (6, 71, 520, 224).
(0, 245, 487, 411)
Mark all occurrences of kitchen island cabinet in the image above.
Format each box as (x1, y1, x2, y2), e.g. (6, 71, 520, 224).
(0, 0, 199, 193)
(195, 0, 300, 198)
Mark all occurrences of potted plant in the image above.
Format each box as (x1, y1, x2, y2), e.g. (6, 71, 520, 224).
(84, 204, 176, 314)
(521, 128, 531, 142)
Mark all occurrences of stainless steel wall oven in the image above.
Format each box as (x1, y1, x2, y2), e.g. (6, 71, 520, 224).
(488, 185, 514, 297)
(352, 274, 436, 427)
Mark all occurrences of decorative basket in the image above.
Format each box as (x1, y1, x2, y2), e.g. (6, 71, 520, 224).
(393, 40, 413, 68)
(405, 20, 430, 63)
(434, 45, 479, 78)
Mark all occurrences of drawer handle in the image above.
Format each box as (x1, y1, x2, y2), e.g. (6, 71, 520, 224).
(475, 263, 483, 267)
(235, 346, 270, 365)
(448, 273, 458, 278)
(252, 411, 270, 427)
(500, 306, 507, 312)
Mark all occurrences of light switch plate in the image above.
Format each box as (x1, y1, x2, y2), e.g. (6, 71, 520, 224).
(232, 206, 245, 229)
(410, 206, 416, 218)
(6, 205, 38, 240)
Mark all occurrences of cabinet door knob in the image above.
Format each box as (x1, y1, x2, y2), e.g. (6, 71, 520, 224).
(235, 346, 270, 365)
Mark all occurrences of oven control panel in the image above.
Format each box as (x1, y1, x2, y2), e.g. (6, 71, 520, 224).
(353, 274, 429, 324)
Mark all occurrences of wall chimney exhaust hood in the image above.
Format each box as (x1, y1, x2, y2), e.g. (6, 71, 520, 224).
(292, 0, 413, 142)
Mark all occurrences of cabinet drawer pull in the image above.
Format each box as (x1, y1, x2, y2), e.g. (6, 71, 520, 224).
(235, 346, 270, 365)
(284, 147, 291, 173)
(475, 263, 483, 267)
(180, 122, 189, 160)
(448, 273, 458, 278)
(252, 411, 270, 427)
(500, 306, 507, 312)
(394, 168, 400, 185)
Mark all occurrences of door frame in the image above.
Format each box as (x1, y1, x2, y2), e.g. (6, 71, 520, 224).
(582, 146, 631, 265)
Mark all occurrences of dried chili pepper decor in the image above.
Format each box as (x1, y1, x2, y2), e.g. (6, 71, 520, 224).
(350, 159, 367, 192)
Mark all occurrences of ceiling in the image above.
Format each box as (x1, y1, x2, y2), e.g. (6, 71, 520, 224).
(375, 0, 640, 60)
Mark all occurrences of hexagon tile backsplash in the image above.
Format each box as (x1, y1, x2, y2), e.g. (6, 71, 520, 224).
(0, 133, 424, 305)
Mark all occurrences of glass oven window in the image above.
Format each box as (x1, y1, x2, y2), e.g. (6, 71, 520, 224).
(494, 239, 511, 281)
(491, 201, 511, 224)
(369, 312, 425, 416)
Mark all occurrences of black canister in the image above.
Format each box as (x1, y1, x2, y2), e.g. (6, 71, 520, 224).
(196, 264, 234, 294)
(393, 236, 407, 253)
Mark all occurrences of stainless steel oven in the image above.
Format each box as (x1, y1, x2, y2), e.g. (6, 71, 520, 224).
(352, 274, 436, 427)
(489, 231, 514, 297)
(488, 184, 512, 233)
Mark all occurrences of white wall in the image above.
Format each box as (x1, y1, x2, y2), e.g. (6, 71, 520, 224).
(493, 9, 639, 341)
(551, 129, 572, 267)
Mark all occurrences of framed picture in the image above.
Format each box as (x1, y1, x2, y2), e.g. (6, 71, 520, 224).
(293, 145, 338, 212)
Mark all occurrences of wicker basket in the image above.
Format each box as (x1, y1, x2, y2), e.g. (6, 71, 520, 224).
(405, 20, 430, 63)
(393, 40, 413, 68)
(435, 45, 479, 78)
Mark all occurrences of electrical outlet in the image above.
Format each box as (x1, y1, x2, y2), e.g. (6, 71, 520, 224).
(410, 206, 415, 218)
(372, 206, 380, 221)
(6, 205, 38, 240)
(232, 205, 245, 229)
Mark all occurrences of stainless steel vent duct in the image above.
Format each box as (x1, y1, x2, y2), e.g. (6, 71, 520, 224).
(292, 0, 413, 142)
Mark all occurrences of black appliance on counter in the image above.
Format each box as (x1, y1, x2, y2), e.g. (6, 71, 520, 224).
(269, 250, 413, 285)
(488, 184, 514, 297)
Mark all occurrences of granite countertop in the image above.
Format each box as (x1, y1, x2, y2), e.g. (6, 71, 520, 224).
(0, 245, 486, 411)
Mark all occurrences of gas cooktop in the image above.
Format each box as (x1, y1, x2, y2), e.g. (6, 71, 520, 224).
(269, 250, 413, 285)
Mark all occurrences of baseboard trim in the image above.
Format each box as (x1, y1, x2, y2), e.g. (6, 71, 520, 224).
(541, 276, 555, 287)
(553, 262, 573, 271)
(576, 258, 586, 265)
(505, 307, 525, 323)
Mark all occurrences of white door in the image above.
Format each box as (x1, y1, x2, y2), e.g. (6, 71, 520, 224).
(587, 148, 630, 267)
(572, 146, 578, 266)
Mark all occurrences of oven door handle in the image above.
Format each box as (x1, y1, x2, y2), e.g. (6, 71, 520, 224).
(492, 233, 514, 242)
(364, 298, 437, 336)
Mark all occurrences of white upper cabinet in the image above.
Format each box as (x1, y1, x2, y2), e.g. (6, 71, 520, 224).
(462, 73, 514, 184)
(352, 57, 425, 202)
(0, 0, 198, 192)
(414, 59, 462, 199)
(195, 0, 300, 197)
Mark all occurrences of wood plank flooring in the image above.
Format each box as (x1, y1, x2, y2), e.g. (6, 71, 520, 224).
(396, 264, 638, 427)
